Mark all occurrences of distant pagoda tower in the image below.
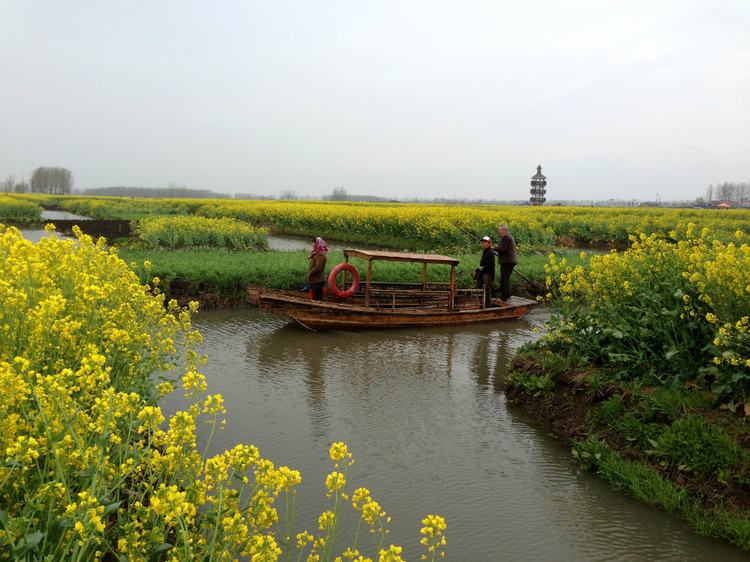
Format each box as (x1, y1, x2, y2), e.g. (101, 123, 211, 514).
(530, 165, 547, 206)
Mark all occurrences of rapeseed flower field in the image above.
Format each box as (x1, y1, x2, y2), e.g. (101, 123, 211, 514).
(9, 193, 750, 251)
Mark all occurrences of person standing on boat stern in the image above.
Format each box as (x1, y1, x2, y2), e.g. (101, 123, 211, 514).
(476, 236, 496, 308)
(307, 237, 328, 300)
(494, 224, 517, 302)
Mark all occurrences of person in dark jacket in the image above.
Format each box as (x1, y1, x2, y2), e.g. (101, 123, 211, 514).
(475, 236, 496, 307)
(493, 224, 517, 301)
(307, 237, 328, 300)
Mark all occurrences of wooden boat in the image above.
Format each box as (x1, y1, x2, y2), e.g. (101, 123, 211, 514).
(247, 249, 538, 331)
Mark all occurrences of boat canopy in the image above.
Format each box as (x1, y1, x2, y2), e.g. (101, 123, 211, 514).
(343, 249, 460, 266)
(343, 249, 460, 307)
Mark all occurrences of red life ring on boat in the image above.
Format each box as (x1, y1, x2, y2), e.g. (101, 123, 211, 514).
(328, 263, 360, 298)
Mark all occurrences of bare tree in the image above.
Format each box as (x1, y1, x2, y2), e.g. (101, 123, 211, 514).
(715, 182, 732, 202)
(2, 174, 14, 194)
(329, 186, 348, 201)
(739, 182, 749, 203)
(30, 166, 73, 194)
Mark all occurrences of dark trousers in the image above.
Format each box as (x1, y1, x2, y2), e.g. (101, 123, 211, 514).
(310, 282, 325, 300)
(499, 263, 515, 301)
(475, 272, 493, 307)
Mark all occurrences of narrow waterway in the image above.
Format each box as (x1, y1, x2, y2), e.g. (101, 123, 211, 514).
(14, 210, 87, 243)
(160, 307, 748, 561)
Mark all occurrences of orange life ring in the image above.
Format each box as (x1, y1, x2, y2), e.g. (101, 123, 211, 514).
(328, 263, 360, 298)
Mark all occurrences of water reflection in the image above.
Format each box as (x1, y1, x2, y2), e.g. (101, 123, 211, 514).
(18, 211, 87, 243)
(250, 323, 332, 439)
(40, 210, 91, 220)
(160, 307, 748, 562)
(16, 229, 71, 244)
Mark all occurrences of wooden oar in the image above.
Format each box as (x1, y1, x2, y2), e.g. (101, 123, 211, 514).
(453, 222, 481, 242)
(511, 268, 544, 291)
(452, 223, 545, 291)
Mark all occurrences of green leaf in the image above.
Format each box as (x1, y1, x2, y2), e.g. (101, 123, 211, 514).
(149, 543, 173, 559)
(711, 383, 726, 394)
(102, 501, 123, 518)
(48, 517, 74, 543)
(13, 531, 44, 557)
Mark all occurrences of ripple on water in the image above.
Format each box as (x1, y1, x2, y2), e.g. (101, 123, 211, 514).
(173, 307, 750, 562)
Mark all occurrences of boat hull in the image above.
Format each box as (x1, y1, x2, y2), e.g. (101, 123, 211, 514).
(252, 288, 537, 331)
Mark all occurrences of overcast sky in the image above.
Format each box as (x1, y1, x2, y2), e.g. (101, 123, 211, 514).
(2, 1, 748, 202)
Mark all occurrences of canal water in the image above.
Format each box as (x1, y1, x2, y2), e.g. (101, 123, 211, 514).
(17, 210, 90, 243)
(160, 307, 748, 561)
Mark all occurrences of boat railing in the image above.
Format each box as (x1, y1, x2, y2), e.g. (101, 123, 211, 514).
(353, 280, 447, 310)
(356, 283, 493, 310)
(455, 288, 490, 308)
(368, 281, 452, 289)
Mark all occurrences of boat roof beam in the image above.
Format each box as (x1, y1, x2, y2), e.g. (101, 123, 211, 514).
(343, 249, 460, 266)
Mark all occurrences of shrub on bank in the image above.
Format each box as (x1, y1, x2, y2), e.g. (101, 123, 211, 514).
(542, 224, 750, 408)
(133, 215, 269, 250)
(0, 195, 42, 223)
(60, 196, 195, 219)
(0, 224, 445, 560)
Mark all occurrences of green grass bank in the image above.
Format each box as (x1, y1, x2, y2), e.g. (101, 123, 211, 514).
(118, 246, 568, 307)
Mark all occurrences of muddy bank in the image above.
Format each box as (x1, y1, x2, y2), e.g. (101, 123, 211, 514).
(506, 350, 750, 549)
(44, 218, 132, 239)
(161, 278, 249, 309)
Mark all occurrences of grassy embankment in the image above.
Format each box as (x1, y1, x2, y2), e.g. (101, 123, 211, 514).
(507, 227, 750, 551)
(118, 245, 563, 306)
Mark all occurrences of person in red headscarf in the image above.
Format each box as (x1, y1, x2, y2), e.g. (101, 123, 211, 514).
(307, 236, 328, 300)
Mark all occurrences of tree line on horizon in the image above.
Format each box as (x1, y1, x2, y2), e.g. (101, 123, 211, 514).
(702, 182, 750, 205)
(2, 166, 748, 206)
(1, 167, 73, 195)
